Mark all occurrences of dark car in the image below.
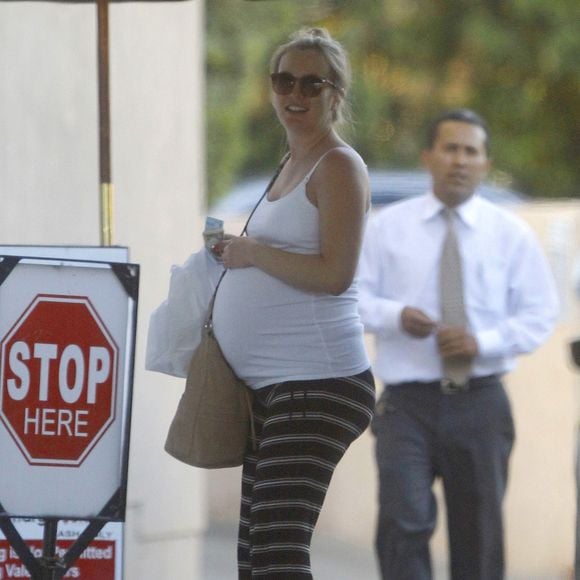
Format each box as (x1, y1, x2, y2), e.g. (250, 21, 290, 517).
(210, 169, 525, 217)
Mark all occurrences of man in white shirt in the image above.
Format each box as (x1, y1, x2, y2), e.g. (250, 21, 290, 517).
(358, 109, 559, 580)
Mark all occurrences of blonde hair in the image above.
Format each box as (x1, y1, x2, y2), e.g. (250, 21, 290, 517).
(270, 28, 352, 126)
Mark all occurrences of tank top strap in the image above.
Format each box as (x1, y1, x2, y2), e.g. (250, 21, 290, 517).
(304, 146, 358, 183)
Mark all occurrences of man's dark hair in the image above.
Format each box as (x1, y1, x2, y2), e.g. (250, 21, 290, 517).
(425, 109, 491, 155)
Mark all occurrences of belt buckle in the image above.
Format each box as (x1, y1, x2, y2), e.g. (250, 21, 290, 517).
(440, 379, 467, 395)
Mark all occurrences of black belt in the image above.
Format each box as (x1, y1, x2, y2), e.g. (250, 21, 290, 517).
(388, 374, 501, 395)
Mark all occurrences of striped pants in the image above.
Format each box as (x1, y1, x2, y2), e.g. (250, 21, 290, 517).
(238, 369, 375, 579)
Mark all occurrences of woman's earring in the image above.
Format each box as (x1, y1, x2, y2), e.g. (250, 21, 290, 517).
(331, 96, 340, 121)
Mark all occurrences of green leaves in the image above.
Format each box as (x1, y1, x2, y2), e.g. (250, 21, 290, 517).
(207, 0, 580, 203)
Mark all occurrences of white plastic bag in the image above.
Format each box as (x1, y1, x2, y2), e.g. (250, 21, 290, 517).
(145, 249, 225, 377)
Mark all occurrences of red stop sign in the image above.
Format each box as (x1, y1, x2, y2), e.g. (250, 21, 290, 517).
(0, 294, 118, 467)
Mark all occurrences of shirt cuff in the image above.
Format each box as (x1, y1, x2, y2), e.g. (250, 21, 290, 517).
(377, 301, 406, 337)
(475, 328, 504, 358)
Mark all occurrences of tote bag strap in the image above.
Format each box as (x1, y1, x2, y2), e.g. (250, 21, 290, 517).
(205, 152, 290, 327)
(240, 151, 290, 237)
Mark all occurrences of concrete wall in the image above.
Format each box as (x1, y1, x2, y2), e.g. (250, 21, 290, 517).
(0, 2, 207, 578)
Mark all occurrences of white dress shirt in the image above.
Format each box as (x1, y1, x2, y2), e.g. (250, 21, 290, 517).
(358, 192, 559, 385)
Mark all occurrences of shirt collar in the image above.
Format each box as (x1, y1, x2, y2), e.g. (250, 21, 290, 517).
(421, 192, 480, 228)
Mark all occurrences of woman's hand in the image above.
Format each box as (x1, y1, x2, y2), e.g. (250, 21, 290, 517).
(215, 236, 257, 269)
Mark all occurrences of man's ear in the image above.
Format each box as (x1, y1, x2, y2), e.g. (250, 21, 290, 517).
(484, 157, 492, 176)
(330, 94, 341, 120)
(420, 149, 431, 169)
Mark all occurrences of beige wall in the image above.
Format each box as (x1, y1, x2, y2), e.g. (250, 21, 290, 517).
(503, 202, 579, 577)
(0, 3, 208, 578)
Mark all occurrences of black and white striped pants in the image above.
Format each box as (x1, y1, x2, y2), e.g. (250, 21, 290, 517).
(238, 369, 375, 579)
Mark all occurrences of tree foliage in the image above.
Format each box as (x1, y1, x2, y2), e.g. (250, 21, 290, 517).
(206, 0, 580, 203)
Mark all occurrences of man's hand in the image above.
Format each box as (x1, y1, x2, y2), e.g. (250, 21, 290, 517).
(437, 326, 478, 359)
(401, 307, 437, 338)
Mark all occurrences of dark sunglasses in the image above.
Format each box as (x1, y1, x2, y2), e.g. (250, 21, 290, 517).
(270, 72, 339, 98)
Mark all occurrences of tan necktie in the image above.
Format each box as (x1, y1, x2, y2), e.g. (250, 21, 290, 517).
(440, 208, 471, 386)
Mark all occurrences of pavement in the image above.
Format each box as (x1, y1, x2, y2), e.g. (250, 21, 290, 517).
(202, 523, 381, 580)
(201, 524, 566, 579)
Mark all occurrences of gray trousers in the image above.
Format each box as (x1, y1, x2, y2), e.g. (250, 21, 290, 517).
(373, 377, 514, 580)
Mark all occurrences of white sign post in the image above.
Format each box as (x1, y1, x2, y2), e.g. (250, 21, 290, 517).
(0, 248, 138, 579)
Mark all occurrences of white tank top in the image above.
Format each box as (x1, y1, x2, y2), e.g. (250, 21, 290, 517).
(212, 147, 370, 389)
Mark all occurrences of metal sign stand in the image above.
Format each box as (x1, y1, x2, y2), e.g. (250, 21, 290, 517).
(0, 252, 138, 579)
(0, 491, 123, 579)
(40, 520, 60, 580)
